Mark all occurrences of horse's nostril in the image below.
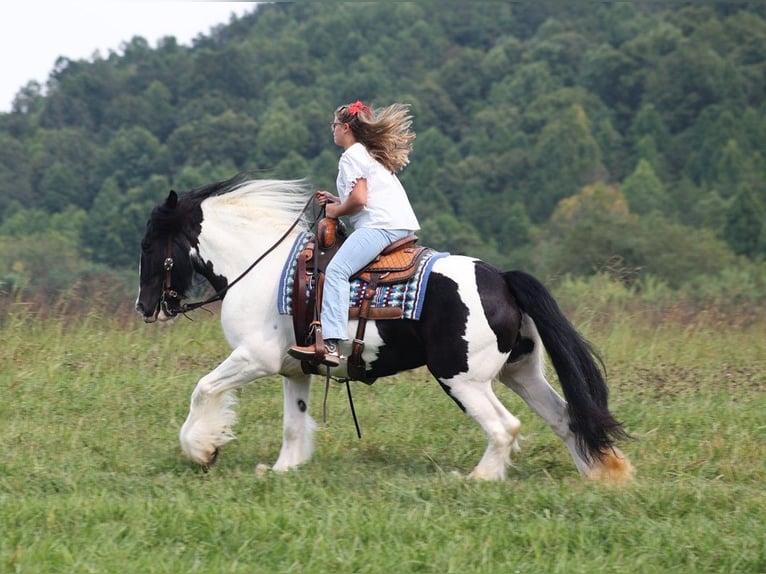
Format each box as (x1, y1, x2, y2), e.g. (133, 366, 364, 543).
(135, 301, 144, 314)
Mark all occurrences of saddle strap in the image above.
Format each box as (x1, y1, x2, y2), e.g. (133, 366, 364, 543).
(292, 243, 315, 347)
(312, 273, 325, 364)
(347, 276, 381, 382)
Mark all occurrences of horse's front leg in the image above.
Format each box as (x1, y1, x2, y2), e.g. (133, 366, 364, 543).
(180, 345, 269, 466)
(272, 374, 316, 472)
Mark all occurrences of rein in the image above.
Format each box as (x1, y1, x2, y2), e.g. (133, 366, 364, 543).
(159, 194, 363, 439)
(161, 195, 315, 316)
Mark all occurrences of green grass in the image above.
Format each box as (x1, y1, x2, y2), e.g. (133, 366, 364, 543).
(1, 303, 764, 573)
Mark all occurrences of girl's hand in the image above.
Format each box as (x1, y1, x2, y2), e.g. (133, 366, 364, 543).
(315, 190, 338, 206)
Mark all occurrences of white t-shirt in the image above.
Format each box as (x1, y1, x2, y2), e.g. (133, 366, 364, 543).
(336, 142, 420, 231)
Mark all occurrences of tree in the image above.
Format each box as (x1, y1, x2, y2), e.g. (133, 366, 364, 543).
(723, 184, 765, 257)
(191, 45, 259, 100)
(83, 175, 172, 268)
(272, 151, 311, 180)
(504, 62, 560, 118)
(95, 127, 168, 190)
(166, 111, 258, 171)
(11, 80, 46, 115)
(418, 213, 486, 257)
(27, 127, 100, 210)
(81, 178, 125, 265)
(540, 184, 738, 287)
(633, 214, 738, 287)
(550, 183, 632, 231)
(628, 103, 671, 176)
(644, 39, 731, 132)
(3, 0, 766, 290)
(539, 184, 639, 280)
(621, 160, 668, 215)
(255, 98, 312, 167)
(460, 191, 533, 252)
(37, 161, 80, 213)
(438, 47, 486, 109)
(0, 134, 33, 217)
(0, 208, 53, 236)
(525, 31, 589, 86)
(0, 231, 87, 298)
(716, 138, 752, 193)
(0, 207, 87, 298)
(102, 81, 176, 140)
(530, 104, 604, 221)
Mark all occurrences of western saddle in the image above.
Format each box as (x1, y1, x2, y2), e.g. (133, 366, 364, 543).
(291, 218, 429, 382)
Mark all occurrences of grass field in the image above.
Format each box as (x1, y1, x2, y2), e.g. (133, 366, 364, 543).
(1, 299, 764, 573)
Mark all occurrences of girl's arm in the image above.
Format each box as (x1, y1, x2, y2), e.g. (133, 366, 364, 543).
(326, 178, 367, 218)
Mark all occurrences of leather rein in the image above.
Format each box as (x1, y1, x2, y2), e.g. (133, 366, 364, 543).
(159, 195, 315, 318)
(158, 195, 362, 438)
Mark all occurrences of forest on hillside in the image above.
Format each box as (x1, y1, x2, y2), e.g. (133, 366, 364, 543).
(1, 1, 765, 307)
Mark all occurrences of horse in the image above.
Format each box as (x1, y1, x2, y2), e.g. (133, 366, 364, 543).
(135, 175, 634, 483)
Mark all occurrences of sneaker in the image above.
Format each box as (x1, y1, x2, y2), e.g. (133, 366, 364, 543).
(322, 342, 342, 367)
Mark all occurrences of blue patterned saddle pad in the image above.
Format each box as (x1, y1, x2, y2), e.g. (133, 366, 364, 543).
(277, 232, 448, 320)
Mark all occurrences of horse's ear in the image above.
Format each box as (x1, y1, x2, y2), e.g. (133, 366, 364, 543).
(166, 190, 178, 209)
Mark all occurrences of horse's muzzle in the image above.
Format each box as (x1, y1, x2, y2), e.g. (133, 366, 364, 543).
(135, 300, 159, 323)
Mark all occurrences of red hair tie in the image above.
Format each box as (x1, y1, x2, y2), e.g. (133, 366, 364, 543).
(348, 100, 371, 116)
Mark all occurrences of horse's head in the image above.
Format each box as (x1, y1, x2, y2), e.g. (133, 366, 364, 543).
(136, 190, 195, 323)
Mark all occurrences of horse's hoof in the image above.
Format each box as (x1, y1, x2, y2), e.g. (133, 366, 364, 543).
(202, 447, 219, 471)
(255, 463, 271, 478)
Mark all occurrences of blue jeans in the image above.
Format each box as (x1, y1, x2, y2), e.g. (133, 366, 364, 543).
(321, 227, 413, 341)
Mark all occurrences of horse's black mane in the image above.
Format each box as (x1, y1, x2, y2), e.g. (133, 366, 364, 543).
(185, 173, 250, 204)
(150, 174, 248, 233)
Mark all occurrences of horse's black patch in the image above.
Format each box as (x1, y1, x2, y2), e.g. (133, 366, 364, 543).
(138, 180, 238, 317)
(369, 320, 426, 378)
(418, 272, 470, 380)
(193, 253, 229, 293)
(365, 272, 469, 384)
(436, 379, 465, 412)
(297, 399, 307, 412)
(475, 261, 519, 354)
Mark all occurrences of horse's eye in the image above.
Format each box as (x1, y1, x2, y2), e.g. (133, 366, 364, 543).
(141, 239, 151, 252)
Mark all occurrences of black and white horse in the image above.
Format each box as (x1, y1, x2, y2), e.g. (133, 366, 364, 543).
(136, 176, 633, 483)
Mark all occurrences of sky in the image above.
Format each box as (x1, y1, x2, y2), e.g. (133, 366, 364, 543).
(0, 1, 259, 112)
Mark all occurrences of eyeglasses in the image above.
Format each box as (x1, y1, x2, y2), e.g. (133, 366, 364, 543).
(331, 121, 343, 129)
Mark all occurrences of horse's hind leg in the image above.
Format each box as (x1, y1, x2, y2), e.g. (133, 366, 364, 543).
(442, 379, 521, 481)
(499, 356, 587, 470)
(499, 349, 632, 482)
(273, 374, 316, 472)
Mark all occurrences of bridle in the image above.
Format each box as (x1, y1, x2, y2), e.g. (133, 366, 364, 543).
(159, 235, 181, 318)
(155, 195, 316, 319)
(153, 194, 361, 436)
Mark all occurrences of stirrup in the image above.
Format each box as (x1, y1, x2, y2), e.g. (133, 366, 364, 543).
(288, 343, 342, 367)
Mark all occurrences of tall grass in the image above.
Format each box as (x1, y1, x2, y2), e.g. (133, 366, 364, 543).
(1, 288, 764, 573)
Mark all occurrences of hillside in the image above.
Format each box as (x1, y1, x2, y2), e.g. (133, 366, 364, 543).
(0, 2, 764, 304)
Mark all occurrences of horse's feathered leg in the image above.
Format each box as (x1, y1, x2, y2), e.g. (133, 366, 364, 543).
(180, 345, 271, 466)
(505, 356, 633, 483)
(273, 374, 316, 472)
(499, 310, 634, 484)
(500, 335, 591, 473)
(441, 378, 520, 481)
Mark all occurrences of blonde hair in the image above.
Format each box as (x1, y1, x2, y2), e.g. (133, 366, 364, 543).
(335, 102, 415, 173)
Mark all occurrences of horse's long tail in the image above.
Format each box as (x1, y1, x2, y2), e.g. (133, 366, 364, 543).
(503, 270, 628, 461)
